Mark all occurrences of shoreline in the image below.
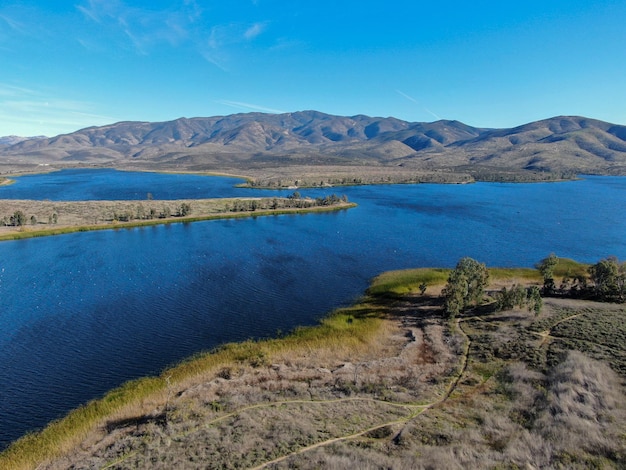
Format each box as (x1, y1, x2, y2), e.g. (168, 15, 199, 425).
(0, 164, 583, 187)
(1, 266, 447, 467)
(3, 261, 623, 469)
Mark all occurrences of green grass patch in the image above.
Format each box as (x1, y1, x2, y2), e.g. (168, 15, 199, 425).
(553, 257, 589, 278)
(488, 267, 540, 282)
(368, 266, 544, 298)
(367, 268, 450, 296)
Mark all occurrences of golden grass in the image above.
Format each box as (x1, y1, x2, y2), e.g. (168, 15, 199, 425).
(0, 376, 163, 470)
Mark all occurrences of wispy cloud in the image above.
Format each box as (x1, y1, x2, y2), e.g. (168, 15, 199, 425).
(0, 6, 48, 43)
(0, 83, 37, 97)
(76, 1, 269, 70)
(396, 90, 442, 120)
(0, 83, 116, 136)
(76, 0, 199, 54)
(0, 12, 27, 35)
(217, 100, 285, 114)
(244, 22, 266, 40)
(201, 21, 269, 70)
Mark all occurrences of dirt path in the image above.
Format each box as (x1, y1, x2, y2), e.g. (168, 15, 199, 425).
(249, 316, 474, 469)
(536, 312, 584, 347)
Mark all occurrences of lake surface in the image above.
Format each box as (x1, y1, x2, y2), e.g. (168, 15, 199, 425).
(0, 169, 625, 449)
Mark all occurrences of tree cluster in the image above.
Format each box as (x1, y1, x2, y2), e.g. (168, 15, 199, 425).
(229, 194, 348, 212)
(537, 254, 626, 303)
(1, 210, 56, 227)
(441, 257, 543, 319)
(494, 285, 543, 315)
(441, 257, 489, 319)
(112, 203, 192, 222)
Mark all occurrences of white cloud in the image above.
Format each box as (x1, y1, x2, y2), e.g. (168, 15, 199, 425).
(0, 6, 48, 42)
(200, 21, 268, 70)
(76, 1, 270, 71)
(0, 13, 26, 34)
(0, 84, 116, 136)
(244, 22, 266, 40)
(0, 83, 37, 97)
(217, 100, 285, 114)
(396, 90, 442, 121)
(76, 0, 197, 54)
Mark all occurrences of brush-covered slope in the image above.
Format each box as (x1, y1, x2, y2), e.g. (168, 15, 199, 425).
(2, 112, 626, 175)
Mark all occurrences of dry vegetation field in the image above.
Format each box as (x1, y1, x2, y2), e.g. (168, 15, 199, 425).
(4, 269, 624, 470)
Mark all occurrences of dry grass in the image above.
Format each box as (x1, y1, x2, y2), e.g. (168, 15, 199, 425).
(0, 198, 354, 241)
(2, 270, 625, 469)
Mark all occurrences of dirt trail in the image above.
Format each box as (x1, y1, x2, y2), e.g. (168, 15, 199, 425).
(250, 317, 474, 469)
(536, 312, 584, 347)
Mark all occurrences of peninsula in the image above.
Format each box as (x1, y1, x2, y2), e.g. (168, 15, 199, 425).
(0, 194, 354, 241)
(1, 258, 624, 469)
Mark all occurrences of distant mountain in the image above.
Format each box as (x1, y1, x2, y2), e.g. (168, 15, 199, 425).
(1, 112, 625, 176)
(0, 135, 46, 146)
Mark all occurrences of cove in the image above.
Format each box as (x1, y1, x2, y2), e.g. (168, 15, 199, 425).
(0, 170, 625, 449)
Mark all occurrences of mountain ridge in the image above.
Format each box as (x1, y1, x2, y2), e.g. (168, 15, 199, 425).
(1, 111, 626, 178)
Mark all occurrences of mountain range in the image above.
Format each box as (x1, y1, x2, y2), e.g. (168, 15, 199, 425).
(1, 111, 625, 177)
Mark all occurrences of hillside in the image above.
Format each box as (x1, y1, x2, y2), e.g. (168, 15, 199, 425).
(2, 112, 626, 182)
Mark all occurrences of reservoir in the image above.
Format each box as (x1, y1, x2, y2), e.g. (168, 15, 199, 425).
(0, 170, 625, 449)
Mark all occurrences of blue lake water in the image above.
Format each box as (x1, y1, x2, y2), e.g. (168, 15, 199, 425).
(0, 169, 625, 449)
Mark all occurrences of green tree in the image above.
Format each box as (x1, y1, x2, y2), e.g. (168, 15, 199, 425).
(588, 257, 625, 301)
(10, 210, 26, 226)
(178, 203, 191, 216)
(494, 284, 543, 315)
(442, 257, 489, 319)
(536, 253, 558, 294)
(527, 286, 543, 315)
(494, 284, 526, 311)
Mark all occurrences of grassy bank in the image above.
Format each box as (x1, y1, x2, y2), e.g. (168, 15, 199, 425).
(0, 287, 386, 470)
(366, 258, 587, 298)
(0, 259, 607, 469)
(0, 265, 457, 468)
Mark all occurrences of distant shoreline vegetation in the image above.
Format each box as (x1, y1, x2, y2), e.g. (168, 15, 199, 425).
(238, 169, 579, 189)
(2, 165, 581, 190)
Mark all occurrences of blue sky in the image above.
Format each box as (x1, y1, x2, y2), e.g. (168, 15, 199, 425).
(1, 0, 625, 136)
